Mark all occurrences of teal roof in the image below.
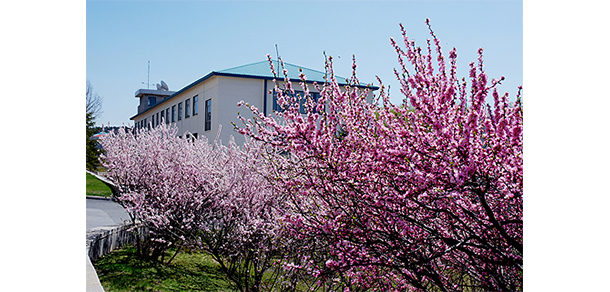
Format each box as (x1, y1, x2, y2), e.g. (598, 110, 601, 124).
(217, 60, 335, 84)
(216, 61, 377, 89)
(131, 60, 378, 120)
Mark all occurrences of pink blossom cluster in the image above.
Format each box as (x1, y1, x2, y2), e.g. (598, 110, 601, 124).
(99, 123, 287, 291)
(238, 20, 523, 291)
(100, 124, 214, 259)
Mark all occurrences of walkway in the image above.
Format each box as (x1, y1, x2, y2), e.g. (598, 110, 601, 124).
(86, 194, 131, 291)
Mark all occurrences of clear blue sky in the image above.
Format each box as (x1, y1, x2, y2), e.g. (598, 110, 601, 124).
(87, 0, 523, 126)
(4, 1, 610, 290)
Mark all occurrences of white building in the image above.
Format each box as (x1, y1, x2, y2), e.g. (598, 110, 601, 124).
(131, 61, 378, 145)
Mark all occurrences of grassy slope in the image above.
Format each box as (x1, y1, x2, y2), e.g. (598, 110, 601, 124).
(94, 245, 236, 292)
(86, 172, 113, 197)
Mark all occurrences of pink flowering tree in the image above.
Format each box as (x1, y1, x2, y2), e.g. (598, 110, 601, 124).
(195, 138, 289, 292)
(237, 19, 523, 291)
(100, 124, 216, 262)
(100, 123, 289, 291)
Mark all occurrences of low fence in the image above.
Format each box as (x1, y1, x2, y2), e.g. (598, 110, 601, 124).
(87, 224, 149, 262)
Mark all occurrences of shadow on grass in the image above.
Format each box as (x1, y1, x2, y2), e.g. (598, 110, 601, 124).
(93, 245, 236, 292)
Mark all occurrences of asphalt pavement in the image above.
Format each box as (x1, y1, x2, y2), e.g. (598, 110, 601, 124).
(86, 197, 131, 230)
(87, 197, 131, 291)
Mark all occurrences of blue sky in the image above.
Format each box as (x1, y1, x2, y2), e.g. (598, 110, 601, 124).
(87, 0, 523, 126)
(4, 1, 610, 290)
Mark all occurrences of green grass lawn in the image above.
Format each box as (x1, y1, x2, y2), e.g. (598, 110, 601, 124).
(86, 172, 113, 197)
(93, 245, 236, 292)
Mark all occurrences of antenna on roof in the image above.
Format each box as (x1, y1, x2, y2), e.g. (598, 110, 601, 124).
(142, 61, 151, 89)
(156, 80, 169, 91)
(275, 44, 280, 73)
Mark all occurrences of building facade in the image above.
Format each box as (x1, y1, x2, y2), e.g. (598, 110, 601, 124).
(131, 61, 378, 145)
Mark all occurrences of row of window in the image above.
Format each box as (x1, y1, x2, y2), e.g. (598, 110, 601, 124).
(137, 95, 212, 132)
(273, 90, 321, 114)
(138, 90, 319, 133)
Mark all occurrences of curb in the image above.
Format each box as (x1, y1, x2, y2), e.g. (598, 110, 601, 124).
(86, 254, 105, 292)
(86, 195, 113, 201)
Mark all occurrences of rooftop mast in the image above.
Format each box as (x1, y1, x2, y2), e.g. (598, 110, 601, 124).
(142, 61, 151, 89)
(275, 44, 280, 73)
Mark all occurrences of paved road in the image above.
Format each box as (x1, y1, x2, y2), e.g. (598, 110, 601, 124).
(86, 198, 131, 230)
(87, 198, 132, 292)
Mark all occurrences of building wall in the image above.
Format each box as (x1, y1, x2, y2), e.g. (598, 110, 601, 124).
(133, 76, 375, 146)
(172, 78, 215, 140)
(214, 76, 264, 145)
(132, 77, 218, 142)
(215, 78, 334, 145)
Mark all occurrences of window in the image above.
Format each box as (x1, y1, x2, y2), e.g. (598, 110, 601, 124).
(273, 90, 320, 114)
(166, 108, 170, 124)
(193, 95, 199, 116)
(272, 89, 281, 112)
(172, 105, 176, 123)
(160, 110, 165, 124)
(178, 102, 183, 121)
(147, 96, 156, 106)
(205, 98, 211, 131)
(185, 132, 198, 142)
(185, 99, 190, 119)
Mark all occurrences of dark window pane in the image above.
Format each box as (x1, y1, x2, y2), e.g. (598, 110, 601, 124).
(178, 102, 183, 121)
(205, 99, 211, 131)
(147, 96, 156, 106)
(185, 99, 190, 118)
(193, 95, 199, 116)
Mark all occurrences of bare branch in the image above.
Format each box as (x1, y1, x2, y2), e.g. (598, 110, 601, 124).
(86, 80, 103, 121)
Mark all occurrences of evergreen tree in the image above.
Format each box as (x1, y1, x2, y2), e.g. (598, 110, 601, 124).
(86, 112, 101, 170)
(86, 81, 103, 170)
